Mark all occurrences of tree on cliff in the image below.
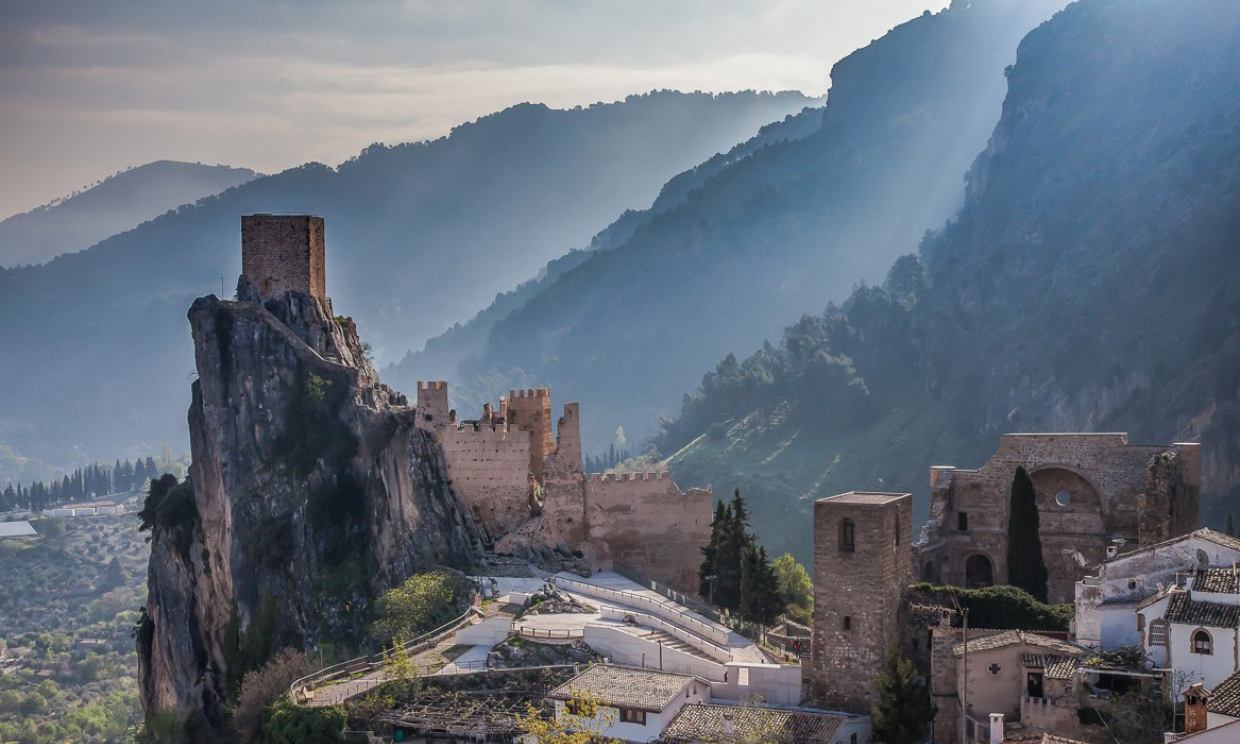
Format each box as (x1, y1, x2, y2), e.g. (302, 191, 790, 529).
(871, 646, 930, 743)
(699, 500, 730, 599)
(1007, 467, 1049, 602)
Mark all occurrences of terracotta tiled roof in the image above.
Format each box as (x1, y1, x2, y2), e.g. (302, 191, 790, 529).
(660, 704, 843, 743)
(953, 630, 1086, 658)
(1165, 592, 1240, 628)
(1193, 566, 1240, 595)
(547, 664, 696, 713)
(1020, 653, 1080, 680)
(1209, 668, 1240, 717)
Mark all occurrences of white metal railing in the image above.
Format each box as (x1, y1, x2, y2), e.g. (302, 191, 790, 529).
(597, 605, 732, 662)
(289, 605, 483, 702)
(552, 576, 731, 645)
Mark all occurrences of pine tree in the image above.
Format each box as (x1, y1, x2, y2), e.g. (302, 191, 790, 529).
(871, 646, 930, 743)
(1007, 466, 1049, 602)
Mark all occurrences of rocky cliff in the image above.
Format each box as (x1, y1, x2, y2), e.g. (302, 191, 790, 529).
(137, 278, 485, 735)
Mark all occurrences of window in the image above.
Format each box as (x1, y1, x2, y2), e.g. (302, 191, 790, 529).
(619, 708, 646, 725)
(840, 518, 856, 553)
(1148, 619, 1168, 647)
(1055, 489, 1071, 507)
(1192, 629, 1213, 655)
(843, 616, 852, 631)
(851, 734, 858, 744)
(957, 512, 969, 532)
(565, 699, 588, 716)
(895, 515, 901, 545)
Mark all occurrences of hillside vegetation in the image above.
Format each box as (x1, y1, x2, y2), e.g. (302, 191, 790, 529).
(659, 0, 1240, 562)
(421, 0, 1065, 453)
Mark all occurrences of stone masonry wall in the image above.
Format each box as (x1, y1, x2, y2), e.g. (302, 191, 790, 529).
(440, 424, 533, 538)
(506, 388, 553, 481)
(811, 492, 913, 714)
(584, 472, 713, 593)
(241, 214, 326, 302)
(917, 434, 1200, 603)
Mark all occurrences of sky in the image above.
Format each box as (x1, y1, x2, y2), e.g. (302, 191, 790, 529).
(0, 0, 949, 219)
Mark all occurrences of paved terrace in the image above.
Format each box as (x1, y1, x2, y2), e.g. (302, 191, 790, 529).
(302, 571, 772, 707)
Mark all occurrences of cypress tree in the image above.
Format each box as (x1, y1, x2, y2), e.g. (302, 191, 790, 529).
(871, 646, 931, 743)
(714, 488, 750, 610)
(1007, 466, 1049, 602)
(699, 501, 730, 600)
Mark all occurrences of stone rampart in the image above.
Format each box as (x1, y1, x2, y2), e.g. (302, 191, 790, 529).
(584, 473, 712, 593)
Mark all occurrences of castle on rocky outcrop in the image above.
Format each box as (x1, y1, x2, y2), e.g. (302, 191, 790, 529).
(809, 433, 1200, 716)
(415, 380, 712, 591)
(239, 213, 713, 592)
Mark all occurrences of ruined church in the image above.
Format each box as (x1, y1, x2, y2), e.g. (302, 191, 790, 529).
(810, 433, 1201, 715)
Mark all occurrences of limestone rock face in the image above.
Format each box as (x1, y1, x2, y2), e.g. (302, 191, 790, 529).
(137, 278, 485, 735)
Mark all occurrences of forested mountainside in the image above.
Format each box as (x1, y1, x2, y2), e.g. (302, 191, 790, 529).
(0, 91, 812, 483)
(426, 0, 1065, 453)
(385, 105, 826, 388)
(659, 0, 1240, 564)
(0, 161, 259, 268)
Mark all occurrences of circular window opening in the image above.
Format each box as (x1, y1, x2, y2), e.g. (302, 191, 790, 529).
(1055, 490, 1071, 507)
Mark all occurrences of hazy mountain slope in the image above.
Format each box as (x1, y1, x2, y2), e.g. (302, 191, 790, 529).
(659, 0, 1240, 563)
(385, 105, 825, 388)
(0, 161, 259, 268)
(444, 0, 1064, 453)
(0, 91, 813, 483)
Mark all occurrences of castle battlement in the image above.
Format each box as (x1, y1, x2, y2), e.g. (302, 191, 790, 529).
(509, 387, 551, 399)
(417, 380, 448, 391)
(588, 471, 669, 482)
(449, 421, 515, 436)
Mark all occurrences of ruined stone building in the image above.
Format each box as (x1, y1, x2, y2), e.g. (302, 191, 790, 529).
(916, 433, 1200, 603)
(414, 380, 713, 592)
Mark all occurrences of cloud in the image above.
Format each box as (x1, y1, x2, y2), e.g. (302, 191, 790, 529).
(0, 0, 947, 217)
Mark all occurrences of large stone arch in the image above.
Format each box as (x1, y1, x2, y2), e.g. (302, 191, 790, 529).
(965, 553, 994, 588)
(1028, 465, 1106, 603)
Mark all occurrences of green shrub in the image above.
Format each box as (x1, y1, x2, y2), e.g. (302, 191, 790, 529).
(370, 570, 473, 644)
(261, 697, 344, 744)
(907, 582, 1074, 631)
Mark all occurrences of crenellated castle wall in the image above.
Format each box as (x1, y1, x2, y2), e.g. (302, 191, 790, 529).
(439, 423, 534, 537)
(414, 381, 711, 592)
(584, 471, 713, 592)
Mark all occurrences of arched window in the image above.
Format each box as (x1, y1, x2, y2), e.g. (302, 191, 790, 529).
(1192, 629, 1213, 655)
(840, 518, 856, 553)
(1148, 619, 1168, 647)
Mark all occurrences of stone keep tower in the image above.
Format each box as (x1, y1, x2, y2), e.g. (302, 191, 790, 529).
(241, 214, 326, 301)
(415, 381, 450, 430)
(811, 492, 913, 713)
(505, 388, 554, 482)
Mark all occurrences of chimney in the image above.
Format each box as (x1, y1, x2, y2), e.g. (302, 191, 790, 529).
(722, 712, 734, 735)
(989, 713, 1004, 743)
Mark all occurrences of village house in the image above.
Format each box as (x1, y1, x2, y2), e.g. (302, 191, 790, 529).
(545, 664, 711, 743)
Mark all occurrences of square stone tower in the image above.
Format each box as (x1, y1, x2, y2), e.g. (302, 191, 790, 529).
(811, 491, 913, 713)
(241, 214, 326, 301)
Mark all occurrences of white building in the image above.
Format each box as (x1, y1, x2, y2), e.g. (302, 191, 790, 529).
(1138, 568, 1240, 692)
(1075, 529, 1240, 650)
(546, 664, 710, 742)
